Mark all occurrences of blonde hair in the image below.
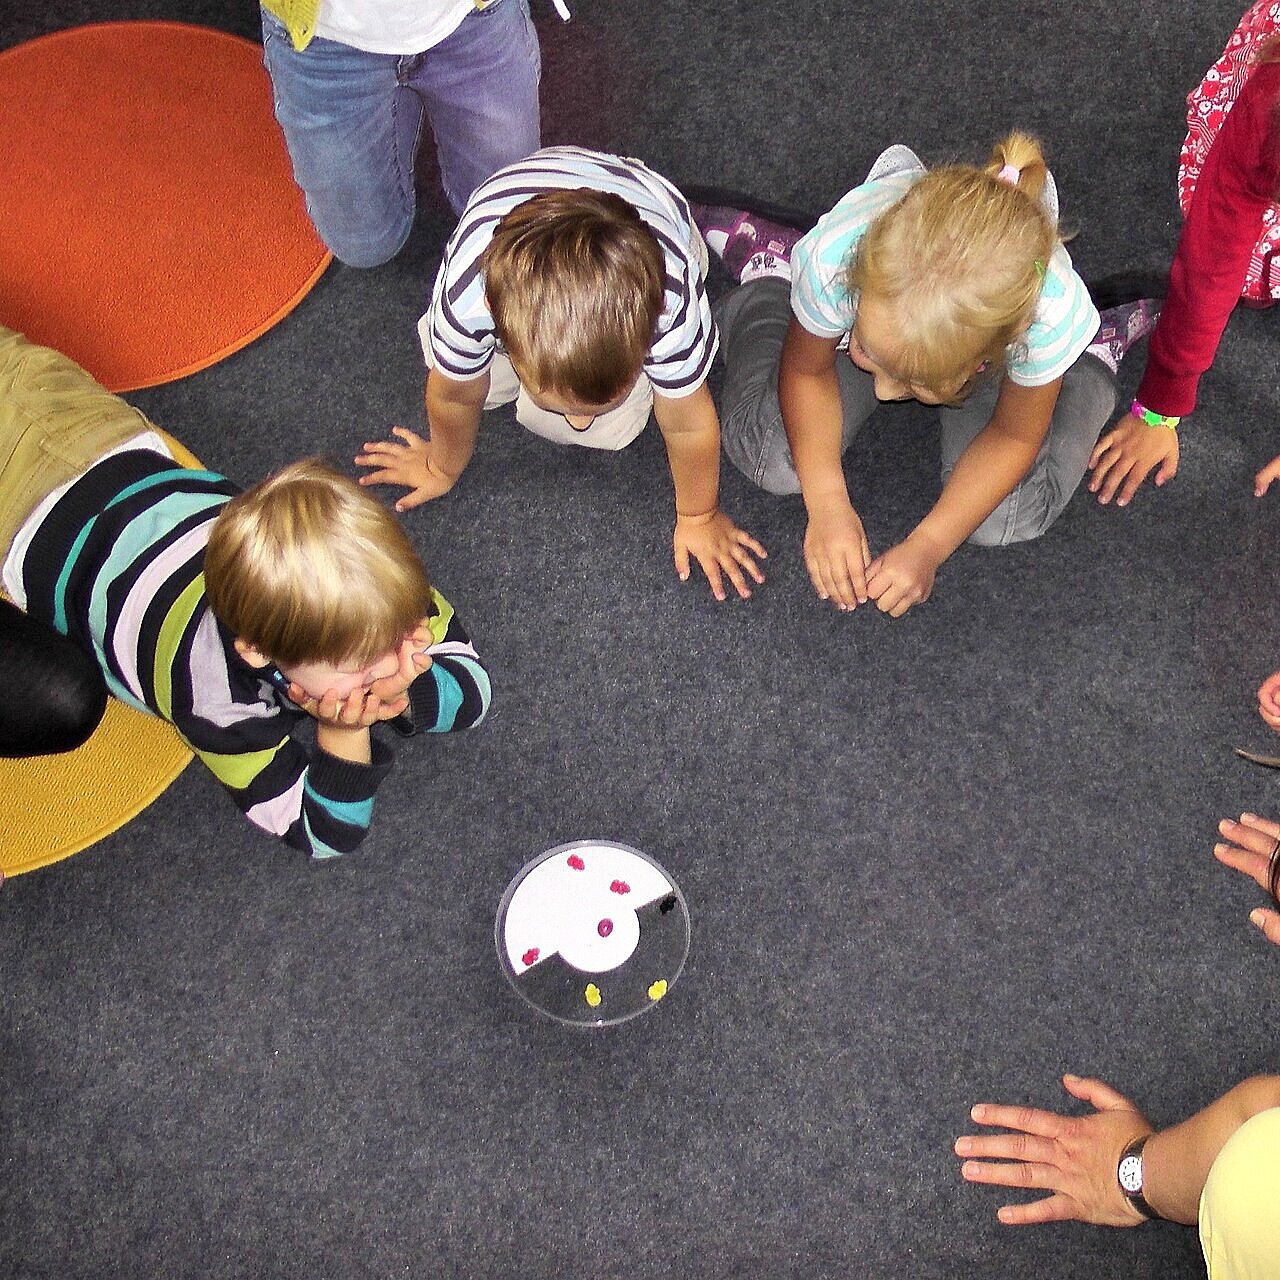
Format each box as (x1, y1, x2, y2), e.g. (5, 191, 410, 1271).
(483, 189, 665, 405)
(204, 459, 433, 667)
(847, 132, 1058, 400)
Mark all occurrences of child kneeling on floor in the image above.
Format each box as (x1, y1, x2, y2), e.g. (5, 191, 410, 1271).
(697, 133, 1158, 617)
(355, 145, 766, 602)
(0, 326, 490, 859)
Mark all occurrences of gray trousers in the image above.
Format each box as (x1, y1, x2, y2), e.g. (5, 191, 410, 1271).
(716, 278, 1116, 546)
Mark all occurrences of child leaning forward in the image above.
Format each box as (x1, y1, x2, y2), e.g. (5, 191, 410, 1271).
(356, 145, 766, 602)
(697, 134, 1157, 617)
(0, 327, 490, 859)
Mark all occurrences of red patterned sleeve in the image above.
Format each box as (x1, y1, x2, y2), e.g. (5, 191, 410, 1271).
(1138, 60, 1280, 417)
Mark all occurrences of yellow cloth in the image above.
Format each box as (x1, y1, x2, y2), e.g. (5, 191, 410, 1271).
(1198, 1107, 1280, 1280)
(261, 0, 319, 51)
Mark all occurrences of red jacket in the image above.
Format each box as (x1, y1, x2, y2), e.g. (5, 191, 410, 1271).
(1138, 59, 1280, 416)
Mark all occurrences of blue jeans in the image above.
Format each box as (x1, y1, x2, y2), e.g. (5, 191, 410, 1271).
(261, 0, 541, 266)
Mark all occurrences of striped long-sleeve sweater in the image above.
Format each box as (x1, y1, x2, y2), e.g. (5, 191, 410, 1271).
(10, 447, 490, 858)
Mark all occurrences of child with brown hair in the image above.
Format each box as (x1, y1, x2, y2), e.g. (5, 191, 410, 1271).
(697, 134, 1158, 617)
(356, 145, 766, 602)
(0, 327, 489, 858)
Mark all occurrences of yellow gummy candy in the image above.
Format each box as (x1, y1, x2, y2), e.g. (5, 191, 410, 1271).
(647, 979, 668, 1001)
(584, 983, 602, 1008)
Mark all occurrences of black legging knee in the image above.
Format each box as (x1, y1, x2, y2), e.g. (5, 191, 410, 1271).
(0, 598, 107, 757)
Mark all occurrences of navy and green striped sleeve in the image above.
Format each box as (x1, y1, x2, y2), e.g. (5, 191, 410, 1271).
(17, 449, 396, 861)
(405, 588, 491, 733)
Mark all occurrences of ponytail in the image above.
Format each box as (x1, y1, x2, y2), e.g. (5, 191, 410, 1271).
(985, 131, 1049, 202)
(847, 132, 1059, 398)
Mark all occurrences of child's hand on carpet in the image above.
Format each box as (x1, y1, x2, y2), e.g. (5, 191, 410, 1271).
(673, 508, 766, 601)
(355, 427, 458, 511)
(1255, 452, 1280, 497)
(803, 500, 871, 611)
(1088, 412, 1179, 505)
(865, 531, 943, 618)
(1257, 670, 1280, 731)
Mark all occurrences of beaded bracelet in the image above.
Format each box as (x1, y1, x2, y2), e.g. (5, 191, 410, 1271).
(1130, 400, 1181, 430)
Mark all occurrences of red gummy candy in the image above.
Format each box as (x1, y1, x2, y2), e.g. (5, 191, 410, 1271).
(609, 880, 630, 894)
(522, 948, 539, 966)
(567, 854, 585, 870)
(598, 919, 613, 937)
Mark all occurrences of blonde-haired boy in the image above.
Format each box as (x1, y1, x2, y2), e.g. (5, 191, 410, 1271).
(0, 327, 489, 858)
(356, 145, 766, 601)
(207, 458, 435, 672)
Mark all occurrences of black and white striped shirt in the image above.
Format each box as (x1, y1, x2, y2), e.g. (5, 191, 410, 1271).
(419, 146, 717, 398)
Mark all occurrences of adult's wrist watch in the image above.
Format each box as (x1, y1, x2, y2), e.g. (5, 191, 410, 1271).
(1117, 1134, 1160, 1221)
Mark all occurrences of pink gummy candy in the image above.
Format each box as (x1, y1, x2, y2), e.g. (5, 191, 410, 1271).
(567, 854, 586, 870)
(522, 948, 539, 966)
(610, 880, 630, 894)
(598, 919, 613, 938)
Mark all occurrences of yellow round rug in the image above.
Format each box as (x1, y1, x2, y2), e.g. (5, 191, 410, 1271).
(0, 430, 200, 876)
(0, 698, 191, 877)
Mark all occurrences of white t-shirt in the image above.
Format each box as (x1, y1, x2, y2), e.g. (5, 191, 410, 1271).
(313, 0, 480, 55)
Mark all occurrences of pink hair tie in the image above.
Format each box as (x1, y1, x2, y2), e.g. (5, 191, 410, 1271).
(996, 163, 1021, 185)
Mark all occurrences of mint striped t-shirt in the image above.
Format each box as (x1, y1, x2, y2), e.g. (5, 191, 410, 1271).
(789, 170, 1099, 387)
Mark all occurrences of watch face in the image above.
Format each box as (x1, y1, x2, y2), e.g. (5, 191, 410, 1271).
(1118, 1154, 1144, 1194)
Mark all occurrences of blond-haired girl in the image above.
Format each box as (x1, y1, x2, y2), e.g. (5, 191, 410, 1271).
(698, 135, 1156, 617)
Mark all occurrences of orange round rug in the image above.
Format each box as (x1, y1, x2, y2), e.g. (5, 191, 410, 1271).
(0, 21, 332, 393)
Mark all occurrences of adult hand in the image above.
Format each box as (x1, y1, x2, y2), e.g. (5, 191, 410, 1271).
(1254, 452, 1280, 497)
(1214, 812, 1280, 946)
(803, 501, 871, 611)
(955, 1074, 1153, 1226)
(355, 427, 458, 512)
(1257, 670, 1280, 731)
(1088, 411, 1179, 506)
(865, 531, 943, 618)
(673, 509, 767, 601)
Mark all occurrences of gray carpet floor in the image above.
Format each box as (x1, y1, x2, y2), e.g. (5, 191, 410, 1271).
(2, 2, 1277, 1277)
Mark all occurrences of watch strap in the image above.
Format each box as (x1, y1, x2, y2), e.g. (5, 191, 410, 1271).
(1118, 1134, 1160, 1222)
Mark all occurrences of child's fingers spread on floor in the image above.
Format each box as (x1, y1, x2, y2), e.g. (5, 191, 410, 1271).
(720, 559, 753, 600)
(733, 543, 766, 585)
(697, 558, 728, 601)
